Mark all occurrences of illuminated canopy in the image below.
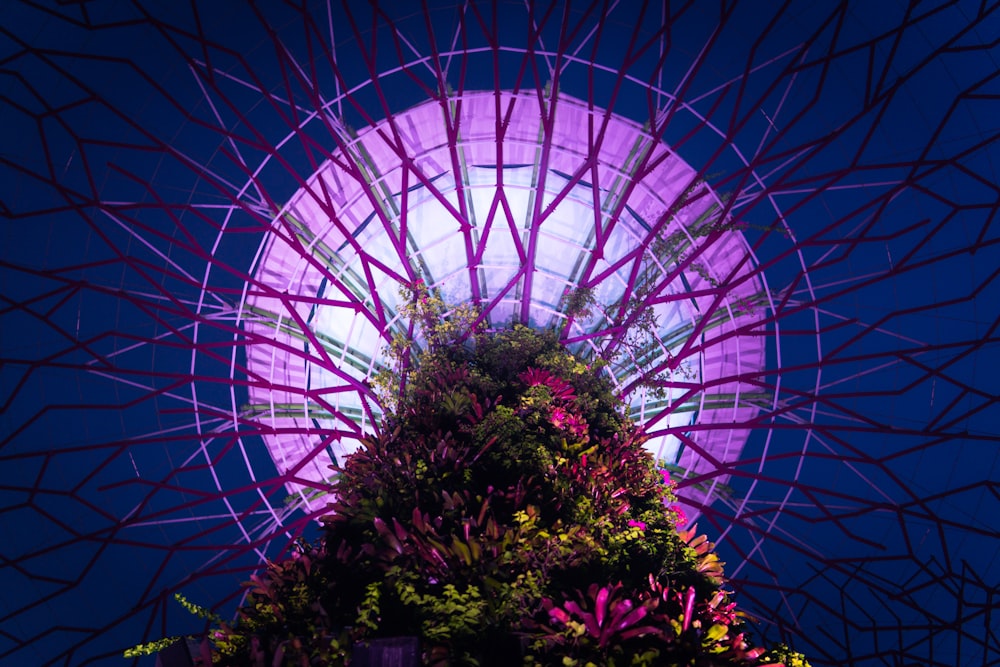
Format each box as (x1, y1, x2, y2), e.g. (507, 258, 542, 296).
(244, 91, 767, 515)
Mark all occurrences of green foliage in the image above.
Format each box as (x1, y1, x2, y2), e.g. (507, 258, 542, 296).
(203, 540, 350, 666)
(123, 636, 183, 659)
(560, 286, 597, 320)
(160, 324, 805, 666)
(396, 578, 486, 643)
(759, 643, 813, 667)
(371, 277, 483, 412)
(357, 581, 383, 632)
(174, 593, 222, 623)
(123, 593, 218, 659)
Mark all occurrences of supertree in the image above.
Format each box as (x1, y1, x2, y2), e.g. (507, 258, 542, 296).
(1, 1, 998, 665)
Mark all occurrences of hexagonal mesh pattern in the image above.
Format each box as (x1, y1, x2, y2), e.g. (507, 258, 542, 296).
(2, 2, 998, 665)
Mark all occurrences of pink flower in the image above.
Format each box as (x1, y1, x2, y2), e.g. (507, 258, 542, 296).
(550, 406, 567, 429)
(519, 367, 576, 400)
(519, 367, 552, 387)
(566, 414, 588, 438)
(627, 519, 647, 530)
(670, 504, 688, 526)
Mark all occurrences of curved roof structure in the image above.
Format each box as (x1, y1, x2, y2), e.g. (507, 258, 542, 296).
(2, 2, 998, 665)
(247, 90, 767, 516)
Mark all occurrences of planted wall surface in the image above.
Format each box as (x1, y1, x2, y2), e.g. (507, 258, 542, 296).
(186, 325, 805, 666)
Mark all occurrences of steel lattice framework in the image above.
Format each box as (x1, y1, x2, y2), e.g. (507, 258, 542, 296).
(2, 2, 998, 666)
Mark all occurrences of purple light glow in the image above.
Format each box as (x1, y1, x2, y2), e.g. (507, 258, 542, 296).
(246, 91, 767, 517)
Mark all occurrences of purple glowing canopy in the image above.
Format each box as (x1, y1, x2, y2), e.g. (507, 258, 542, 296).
(248, 91, 767, 516)
(1, 2, 998, 665)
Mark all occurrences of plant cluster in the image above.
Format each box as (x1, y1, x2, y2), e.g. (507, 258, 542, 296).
(163, 319, 808, 666)
(132, 284, 806, 666)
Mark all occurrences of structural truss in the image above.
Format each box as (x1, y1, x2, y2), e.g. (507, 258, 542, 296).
(1, 2, 998, 665)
